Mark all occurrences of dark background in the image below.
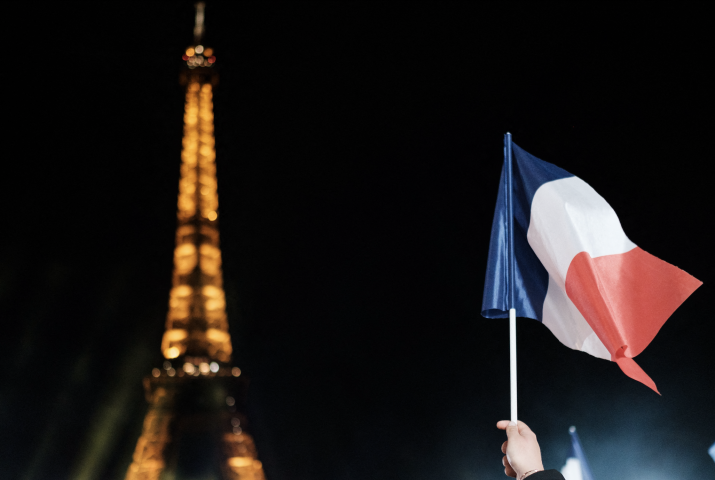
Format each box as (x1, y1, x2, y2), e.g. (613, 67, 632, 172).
(2, 2, 713, 479)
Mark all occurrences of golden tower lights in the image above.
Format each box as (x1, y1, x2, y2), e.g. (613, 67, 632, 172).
(125, 4, 267, 479)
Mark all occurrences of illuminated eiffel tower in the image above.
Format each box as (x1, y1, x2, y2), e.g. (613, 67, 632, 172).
(125, 4, 267, 479)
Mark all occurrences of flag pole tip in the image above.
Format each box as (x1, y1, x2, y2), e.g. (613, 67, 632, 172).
(569, 426, 576, 433)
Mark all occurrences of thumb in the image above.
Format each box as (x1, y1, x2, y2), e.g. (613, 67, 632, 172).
(505, 421, 520, 438)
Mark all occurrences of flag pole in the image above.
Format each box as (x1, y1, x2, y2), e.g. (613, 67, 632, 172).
(505, 132, 517, 423)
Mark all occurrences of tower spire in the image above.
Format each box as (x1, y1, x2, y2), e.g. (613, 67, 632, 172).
(194, 2, 205, 45)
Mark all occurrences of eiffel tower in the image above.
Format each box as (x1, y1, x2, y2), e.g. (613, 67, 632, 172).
(125, 4, 267, 479)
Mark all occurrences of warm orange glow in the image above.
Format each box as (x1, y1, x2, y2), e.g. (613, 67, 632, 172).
(199, 244, 221, 275)
(173, 285, 192, 297)
(222, 432, 266, 478)
(163, 329, 188, 341)
(124, 388, 174, 480)
(164, 346, 180, 359)
(161, 329, 188, 359)
(127, 57, 266, 480)
(227, 457, 254, 467)
(162, 80, 233, 363)
(202, 285, 221, 297)
(186, 47, 195, 56)
(173, 243, 197, 274)
(204, 47, 213, 56)
(206, 328, 229, 343)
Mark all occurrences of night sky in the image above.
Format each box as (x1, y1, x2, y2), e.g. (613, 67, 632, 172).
(2, 2, 714, 479)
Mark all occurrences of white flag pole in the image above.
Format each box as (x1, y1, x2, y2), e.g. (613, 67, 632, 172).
(505, 132, 517, 423)
(510, 307, 517, 422)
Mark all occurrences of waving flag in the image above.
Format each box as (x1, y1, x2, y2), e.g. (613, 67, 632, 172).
(481, 139, 701, 393)
(560, 427, 595, 480)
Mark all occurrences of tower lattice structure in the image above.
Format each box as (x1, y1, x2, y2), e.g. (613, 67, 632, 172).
(125, 5, 267, 480)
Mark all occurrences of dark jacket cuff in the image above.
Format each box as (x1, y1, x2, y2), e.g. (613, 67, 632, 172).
(529, 470, 565, 480)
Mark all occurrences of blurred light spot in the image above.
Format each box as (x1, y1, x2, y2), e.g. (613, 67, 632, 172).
(207, 211, 217, 221)
(206, 328, 229, 342)
(182, 54, 189, 61)
(167, 368, 176, 377)
(233, 426, 242, 435)
(199, 244, 221, 275)
(231, 418, 240, 427)
(164, 347, 180, 359)
(227, 456, 252, 467)
(203, 285, 221, 298)
(174, 243, 198, 274)
(163, 361, 172, 370)
(208, 56, 216, 64)
(183, 363, 196, 374)
(232, 367, 241, 377)
(186, 47, 195, 56)
(164, 329, 188, 341)
(226, 396, 235, 406)
(199, 362, 210, 374)
(152, 368, 161, 378)
(172, 285, 193, 297)
(204, 48, 213, 56)
(210, 362, 219, 373)
(195, 45, 204, 54)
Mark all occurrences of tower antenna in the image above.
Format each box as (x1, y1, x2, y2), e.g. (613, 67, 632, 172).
(194, 2, 205, 45)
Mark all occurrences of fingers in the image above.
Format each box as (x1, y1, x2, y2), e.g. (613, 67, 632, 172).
(497, 420, 534, 436)
(517, 421, 533, 436)
(497, 419, 541, 478)
(505, 422, 520, 439)
(502, 457, 516, 478)
(496, 420, 511, 430)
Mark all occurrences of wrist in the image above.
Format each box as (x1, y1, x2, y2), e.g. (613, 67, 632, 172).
(519, 468, 543, 480)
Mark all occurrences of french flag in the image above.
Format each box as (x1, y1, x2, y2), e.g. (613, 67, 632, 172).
(481, 139, 701, 393)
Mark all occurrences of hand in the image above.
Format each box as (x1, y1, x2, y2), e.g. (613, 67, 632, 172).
(496, 420, 544, 478)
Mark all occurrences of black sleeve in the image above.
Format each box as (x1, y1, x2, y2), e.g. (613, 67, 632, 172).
(529, 470, 565, 480)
